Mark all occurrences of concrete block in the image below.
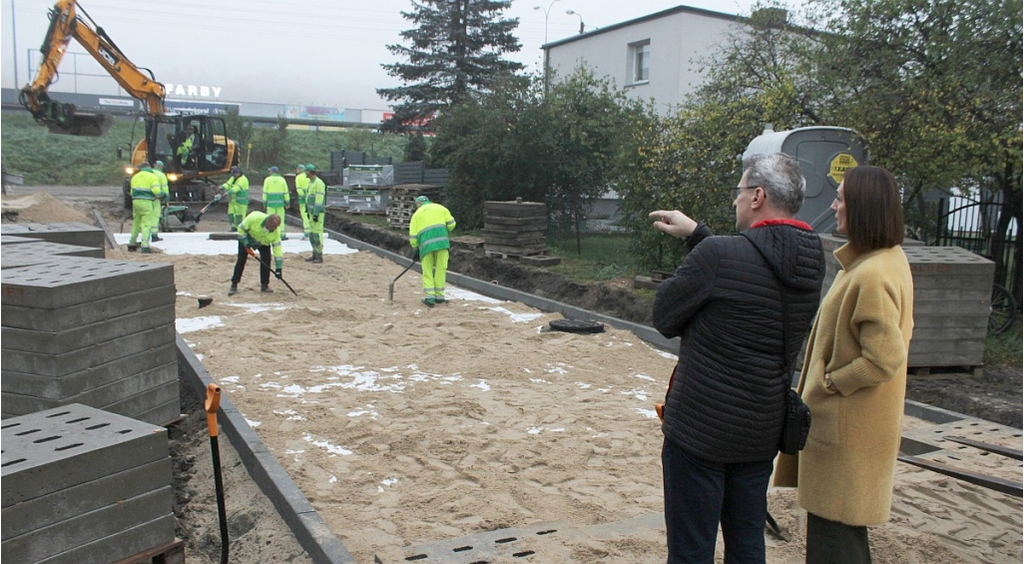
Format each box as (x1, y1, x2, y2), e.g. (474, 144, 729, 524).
(1, 284, 175, 331)
(0, 257, 174, 309)
(100, 379, 180, 422)
(0, 222, 105, 250)
(1, 457, 171, 539)
(1, 323, 176, 376)
(1, 235, 43, 245)
(132, 398, 182, 427)
(1, 404, 169, 506)
(2, 342, 177, 401)
(1, 240, 105, 269)
(1, 361, 177, 414)
(2, 305, 174, 354)
(2, 486, 172, 563)
(34, 514, 175, 564)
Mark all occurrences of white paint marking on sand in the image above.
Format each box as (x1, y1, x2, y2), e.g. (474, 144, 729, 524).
(303, 433, 352, 455)
(177, 315, 224, 333)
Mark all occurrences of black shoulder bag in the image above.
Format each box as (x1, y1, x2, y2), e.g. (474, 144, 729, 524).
(742, 234, 811, 455)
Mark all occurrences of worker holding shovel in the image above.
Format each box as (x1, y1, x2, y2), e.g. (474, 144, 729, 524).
(228, 211, 283, 296)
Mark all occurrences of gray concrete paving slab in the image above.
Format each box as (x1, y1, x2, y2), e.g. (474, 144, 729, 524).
(1, 235, 42, 245)
(1, 323, 175, 376)
(1, 404, 168, 506)
(131, 398, 183, 427)
(1, 342, 177, 401)
(0, 222, 105, 250)
(1, 282, 176, 331)
(1, 362, 177, 415)
(0, 257, 173, 309)
(2, 486, 172, 563)
(1, 284, 176, 331)
(1, 458, 171, 539)
(1, 305, 174, 353)
(33, 514, 175, 564)
(99, 379, 180, 422)
(0, 240, 105, 269)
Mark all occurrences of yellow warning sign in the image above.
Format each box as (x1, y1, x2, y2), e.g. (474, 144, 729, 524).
(829, 153, 858, 184)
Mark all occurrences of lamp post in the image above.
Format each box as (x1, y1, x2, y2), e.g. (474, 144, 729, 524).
(532, 0, 561, 46)
(566, 9, 584, 34)
(533, 0, 560, 94)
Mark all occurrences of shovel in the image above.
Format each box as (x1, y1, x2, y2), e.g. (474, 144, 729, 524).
(204, 383, 230, 564)
(388, 254, 418, 301)
(193, 194, 222, 223)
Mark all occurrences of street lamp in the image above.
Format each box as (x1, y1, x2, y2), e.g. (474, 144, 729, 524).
(533, 0, 561, 46)
(566, 9, 584, 34)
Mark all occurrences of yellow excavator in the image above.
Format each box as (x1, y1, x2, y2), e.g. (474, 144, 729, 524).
(19, 0, 239, 205)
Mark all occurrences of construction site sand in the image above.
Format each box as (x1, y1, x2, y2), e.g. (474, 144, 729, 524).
(4, 191, 1021, 563)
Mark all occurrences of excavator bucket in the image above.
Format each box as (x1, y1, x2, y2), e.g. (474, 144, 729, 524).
(46, 111, 114, 137)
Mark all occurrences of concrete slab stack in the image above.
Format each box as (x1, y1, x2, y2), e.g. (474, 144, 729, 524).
(483, 200, 548, 258)
(1, 256, 179, 424)
(819, 236, 994, 370)
(1, 404, 174, 564)
(1, 221, 106, 250)
(1, 240, 105, 269)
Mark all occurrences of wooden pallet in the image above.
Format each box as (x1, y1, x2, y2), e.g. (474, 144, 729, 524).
(112, 539, 184, 564)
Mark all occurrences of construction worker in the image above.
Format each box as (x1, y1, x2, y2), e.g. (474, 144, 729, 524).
(304, 164, 327, 264)
(262, 166, 290, 240)
(220, 166, 249, 229)
(176, 126, 198, 167)
(409, 195, 456, 307)
(294, 164, 311, 240)
(128, 163, 160, 253)
(229, 211, 284, 296)
(150, 160, 169, 242)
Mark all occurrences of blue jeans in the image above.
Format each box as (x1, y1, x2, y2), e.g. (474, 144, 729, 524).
(662, 438, 773, 564)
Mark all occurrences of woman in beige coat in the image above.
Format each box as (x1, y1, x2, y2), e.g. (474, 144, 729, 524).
(782, 166, 914, 563)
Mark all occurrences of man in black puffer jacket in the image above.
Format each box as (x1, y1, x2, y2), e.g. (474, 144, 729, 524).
(650, 152, 825, 563)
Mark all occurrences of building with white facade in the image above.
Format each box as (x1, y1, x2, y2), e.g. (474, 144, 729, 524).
(543, 6, 747, 113)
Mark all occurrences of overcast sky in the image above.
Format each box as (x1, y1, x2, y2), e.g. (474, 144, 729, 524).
(2, 0, 775, 110)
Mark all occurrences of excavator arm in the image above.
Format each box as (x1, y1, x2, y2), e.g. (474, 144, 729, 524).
(19, 0, 166, 135)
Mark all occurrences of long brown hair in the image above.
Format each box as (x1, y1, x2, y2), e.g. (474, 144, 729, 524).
(843, 165, 904, 252)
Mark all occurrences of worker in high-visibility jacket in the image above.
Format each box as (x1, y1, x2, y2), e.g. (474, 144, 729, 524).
(294, 164, 311, 240)
(409, 195, 456, 307)
(220, 166, 249, 229)
(149, 160, 169, 242)
(229, 211, 284, 296)
(128, 163, 160, 253)
(303, 164, 327, 264)
(262, 166, 290, 240)
(177, 126, 198, 167)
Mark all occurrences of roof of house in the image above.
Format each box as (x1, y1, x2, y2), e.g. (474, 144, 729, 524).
(542, 5, 744, 49)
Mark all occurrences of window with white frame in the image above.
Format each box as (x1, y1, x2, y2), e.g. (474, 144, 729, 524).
(629, 40, 650, 84)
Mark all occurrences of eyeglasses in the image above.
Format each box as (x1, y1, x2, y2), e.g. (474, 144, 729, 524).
(733, 185, 759, 199)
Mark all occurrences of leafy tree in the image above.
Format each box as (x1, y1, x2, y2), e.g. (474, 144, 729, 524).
(804, 0, 1022, 296)
(617, 7, 815, 270)
(430, 75, 543, 227)
(378, 0, 525, 133)
(403, 131, 429, 164)
(432, 68, 646, 242)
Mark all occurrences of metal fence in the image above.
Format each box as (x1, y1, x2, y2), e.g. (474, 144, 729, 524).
(934, 196, 1021, 302)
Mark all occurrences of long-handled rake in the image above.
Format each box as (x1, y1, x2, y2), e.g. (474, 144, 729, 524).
(388, 255, 418, 301)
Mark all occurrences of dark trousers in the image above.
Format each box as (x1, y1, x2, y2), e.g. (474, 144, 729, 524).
(232, 242, 271, 286)
(806, 512, 871, 564)
(662, 437, 773, 564)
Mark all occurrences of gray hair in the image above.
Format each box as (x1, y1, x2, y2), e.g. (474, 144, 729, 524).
(742, 153, 806, 216)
